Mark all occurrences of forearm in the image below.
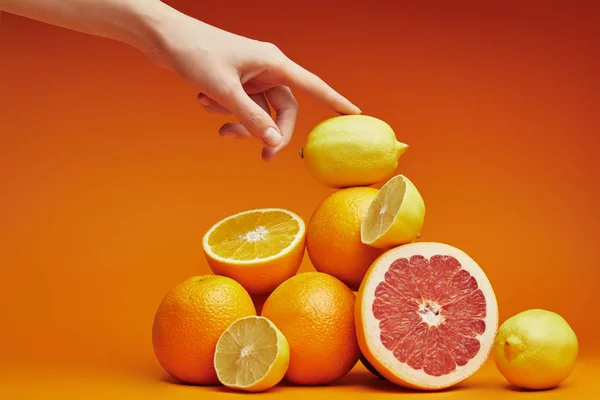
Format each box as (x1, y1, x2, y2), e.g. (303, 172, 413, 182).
(0, 0, 360, 159)
(0, 0, 177, 54)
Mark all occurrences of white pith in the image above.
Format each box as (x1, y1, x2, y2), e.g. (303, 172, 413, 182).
(379, 205, 388, 216)
(360, 242, 499, 389)
(240, 345, 253, 357)
(202, 208, 306, 265)
(418, 301, 444, 326)
(242, 226, 267, 242)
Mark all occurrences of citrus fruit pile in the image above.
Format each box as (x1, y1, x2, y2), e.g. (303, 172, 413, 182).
(152, 115, 578, 392)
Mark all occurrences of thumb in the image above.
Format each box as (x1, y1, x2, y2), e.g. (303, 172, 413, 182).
(217, 84, 282, 148)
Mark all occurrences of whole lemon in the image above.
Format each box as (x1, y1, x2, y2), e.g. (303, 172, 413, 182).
(307, 187, 384, 290)
(300, 115, 408, 188)
(152, 275, 256, 384)
(261, 272, 360, 385)
(493, 309, 578, 390)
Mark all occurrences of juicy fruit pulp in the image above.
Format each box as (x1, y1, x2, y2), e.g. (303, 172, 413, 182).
(152, 276, 256, 385)
(361, 174, 425, 249)
(203, 208, 306, 295)
(493, 309, 578, 390)
(214, 316, 290, 392)
(261, 272, 360, 385)
(307, 187, 385, 290)
(356, 242, 498, 390)
(301, 115, 408, 188)
(375, 256, 485, 375)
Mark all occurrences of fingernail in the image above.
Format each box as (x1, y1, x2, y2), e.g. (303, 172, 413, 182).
(220, 130, 236, 138)
(262, 127, 282, 147)
(198, 96, 210, 107)
(348, 101, 361, 114)
(263, 152, 276, 162)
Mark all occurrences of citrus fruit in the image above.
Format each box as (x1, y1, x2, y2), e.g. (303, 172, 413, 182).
(361, 174, 425, 249)
(202, 208, 306, 295)
(356, 242, 498, 390)
(300, 115, 408, 188)
(152, 275, 256, 385)
(261, 272, 360, 385)
(214, 316, 290, 392)
(493, 309, 578, 390)
(307, 187, 385, 290)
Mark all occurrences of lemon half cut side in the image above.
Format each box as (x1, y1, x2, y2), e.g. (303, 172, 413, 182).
(214, 316, 290, 392)
(361, 175, 425, 249)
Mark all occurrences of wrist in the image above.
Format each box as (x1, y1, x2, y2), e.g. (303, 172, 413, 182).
(122, 1, 182, 65)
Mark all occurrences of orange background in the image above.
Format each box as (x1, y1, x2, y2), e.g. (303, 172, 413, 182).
(1, 0, 599, 398)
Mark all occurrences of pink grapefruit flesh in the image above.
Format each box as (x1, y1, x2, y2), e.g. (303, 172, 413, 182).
(356, 242, 498, 390)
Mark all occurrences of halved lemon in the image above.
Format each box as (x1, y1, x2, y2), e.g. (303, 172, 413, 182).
(202, 208, 306, 295)
(214, 316, 290, 392)
(361, 175, 425, 249)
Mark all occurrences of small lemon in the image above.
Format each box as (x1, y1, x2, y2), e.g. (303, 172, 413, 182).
(214, 316, 289, 392)
(493, 309, 578, 390)
(361, 174, 425, 249)
(300, 115, 408, 188)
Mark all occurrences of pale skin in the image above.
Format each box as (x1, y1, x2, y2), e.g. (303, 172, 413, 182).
(0, 0, 360, 160)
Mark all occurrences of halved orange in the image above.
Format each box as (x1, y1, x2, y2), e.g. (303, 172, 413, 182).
(202, 208, 306, 295)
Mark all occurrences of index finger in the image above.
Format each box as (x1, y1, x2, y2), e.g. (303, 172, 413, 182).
(282, 59, 362, 115)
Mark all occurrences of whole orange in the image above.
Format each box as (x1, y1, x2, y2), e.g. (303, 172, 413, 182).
(307, 187, 385, 290)
(152, 275, 256, 384)
(261, 272, 360, 385)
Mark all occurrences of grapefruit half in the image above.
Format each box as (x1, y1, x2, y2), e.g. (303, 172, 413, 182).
(356, 242, 498, 390)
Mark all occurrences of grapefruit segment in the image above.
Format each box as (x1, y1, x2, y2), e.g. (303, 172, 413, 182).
(356, 242, 498, 390)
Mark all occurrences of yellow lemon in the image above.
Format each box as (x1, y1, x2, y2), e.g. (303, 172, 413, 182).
(300, 115, 408, 188)
(202, 208, 306, 295)
(493, 309, 578, 390)
(361, 174, 425, 249)
(214, 316, 290, 392)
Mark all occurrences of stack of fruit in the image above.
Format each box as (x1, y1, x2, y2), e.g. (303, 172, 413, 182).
(152, 115, 578, 392)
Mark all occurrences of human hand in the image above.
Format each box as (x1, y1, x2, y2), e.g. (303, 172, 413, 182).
(0, 0, 360, 160)
(150, 11, 361, 161)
